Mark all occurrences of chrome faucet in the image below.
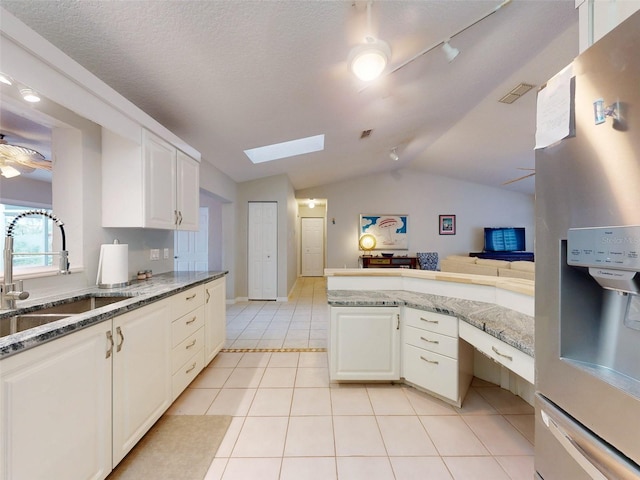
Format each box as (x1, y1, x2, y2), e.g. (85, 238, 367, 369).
(1, 210, 70, 310)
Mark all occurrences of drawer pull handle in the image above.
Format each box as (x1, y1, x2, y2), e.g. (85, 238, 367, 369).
(186, 339, 197, 349)
(491, 346, 513, 361)
(420, 336, 439, 344)
(420, 317, 439, 324)
(185, 362, 197, 374)
(185, 293, 197, 301)
(420, 355, 439, 365)
(106, 331, 114, 359)
(186, 316, 197, 325)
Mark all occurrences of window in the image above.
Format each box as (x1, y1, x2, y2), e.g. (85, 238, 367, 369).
(0, 203, 54, 273)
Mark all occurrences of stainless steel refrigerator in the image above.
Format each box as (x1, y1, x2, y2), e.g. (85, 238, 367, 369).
(535, 10, 640, 480)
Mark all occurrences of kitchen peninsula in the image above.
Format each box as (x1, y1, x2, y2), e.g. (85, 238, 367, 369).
(326, 268, 534, 407)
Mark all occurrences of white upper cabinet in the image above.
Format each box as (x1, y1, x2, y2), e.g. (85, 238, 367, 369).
(102, 128, 199, 230)
(176, 149, 200, 231)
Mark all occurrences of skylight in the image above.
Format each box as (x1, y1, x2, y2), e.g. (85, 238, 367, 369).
(244, 134, 325, 164)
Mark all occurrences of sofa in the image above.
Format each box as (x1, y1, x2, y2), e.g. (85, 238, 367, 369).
(439, 255, 535, 281)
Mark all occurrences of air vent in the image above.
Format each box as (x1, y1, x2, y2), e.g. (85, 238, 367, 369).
(499, 83, 535, 104)
(360, 129, 373, 139)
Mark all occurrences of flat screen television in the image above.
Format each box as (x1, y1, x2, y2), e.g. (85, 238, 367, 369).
(484, 227, 525, 252)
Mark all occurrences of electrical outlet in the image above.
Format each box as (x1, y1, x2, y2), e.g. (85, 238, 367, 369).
(150, 248, 160, 261)
(163, 248, 169, 260)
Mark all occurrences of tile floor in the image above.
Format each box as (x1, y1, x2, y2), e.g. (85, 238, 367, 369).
(165, 277, 535, 480)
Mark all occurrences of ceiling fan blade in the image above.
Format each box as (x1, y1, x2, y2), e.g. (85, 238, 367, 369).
(502, 172, 535, 185)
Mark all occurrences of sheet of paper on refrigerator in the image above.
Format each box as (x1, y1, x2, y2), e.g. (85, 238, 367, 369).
(535, 64, 573, 149)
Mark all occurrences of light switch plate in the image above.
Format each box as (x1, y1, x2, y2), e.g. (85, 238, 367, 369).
(150, 249, 160, 261)
(163, 248, 169, 259)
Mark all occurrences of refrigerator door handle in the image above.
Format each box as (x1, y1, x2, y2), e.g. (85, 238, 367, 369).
(539, 395, 640, 480)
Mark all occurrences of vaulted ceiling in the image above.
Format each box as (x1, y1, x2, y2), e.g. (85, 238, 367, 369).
(1, 1, 578, 195)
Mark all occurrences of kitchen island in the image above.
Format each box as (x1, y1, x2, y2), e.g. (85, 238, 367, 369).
(326, 268, 534, 406)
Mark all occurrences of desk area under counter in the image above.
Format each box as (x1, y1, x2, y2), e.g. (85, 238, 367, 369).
(325, 268, 534, 406)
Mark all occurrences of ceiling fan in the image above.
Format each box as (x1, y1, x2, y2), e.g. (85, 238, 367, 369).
(0, 133, 51, 178)
(503, 168, 535, 185)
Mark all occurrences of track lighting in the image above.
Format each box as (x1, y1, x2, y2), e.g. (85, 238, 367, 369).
(441, 40, 460, 63)
(20, 88, 41, 103)
(390, 148, 399, 161)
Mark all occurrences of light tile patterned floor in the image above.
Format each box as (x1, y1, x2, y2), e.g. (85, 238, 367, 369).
(166, 277, 535, 480)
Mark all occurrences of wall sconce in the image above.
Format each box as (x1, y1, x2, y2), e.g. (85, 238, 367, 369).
(359, 233, 377, 256)
(308, 199, 315, 209)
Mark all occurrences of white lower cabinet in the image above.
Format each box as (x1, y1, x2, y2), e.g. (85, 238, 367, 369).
(0, 297, 172, 480)
(328, 305, 473, 407)
(112, 300, 172, 465)
(329, 306, 400, 381)
(0, 321, 112, 480)
(204, 277, 226, 364)
(402, 307, 473, 407)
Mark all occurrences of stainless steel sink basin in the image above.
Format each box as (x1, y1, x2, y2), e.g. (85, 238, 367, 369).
(33, 295, 134, 315)
(0, 294, 135, 339)
(0, 313, 73, 338)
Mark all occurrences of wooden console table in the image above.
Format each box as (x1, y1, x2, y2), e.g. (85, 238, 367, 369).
(361, 256, 418, 269)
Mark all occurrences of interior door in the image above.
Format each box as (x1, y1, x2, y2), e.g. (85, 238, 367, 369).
(174, 207, 209, 272)
(301, 217, 324, 276)
(248, 202, 277, 300)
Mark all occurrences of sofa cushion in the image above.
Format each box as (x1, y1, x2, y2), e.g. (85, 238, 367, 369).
(445, 255, 477, 263)
(509, 261, 535, 273)
(475, 258, 511, 268)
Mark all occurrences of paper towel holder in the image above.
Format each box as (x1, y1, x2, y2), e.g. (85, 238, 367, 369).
(96, 239, 131, 289)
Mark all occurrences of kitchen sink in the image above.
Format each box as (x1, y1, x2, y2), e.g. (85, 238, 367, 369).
(0, 295, 136, 339)
(32, 295, 134, 315)
(0, 313, 73, 338)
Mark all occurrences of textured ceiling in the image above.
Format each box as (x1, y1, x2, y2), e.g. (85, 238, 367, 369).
(0, 0, 578, 195)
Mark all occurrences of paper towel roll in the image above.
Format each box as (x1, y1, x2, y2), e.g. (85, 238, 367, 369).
(97, 242, 130, 288)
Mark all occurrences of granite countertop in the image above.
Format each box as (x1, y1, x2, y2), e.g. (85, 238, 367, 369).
(0, 271, 227, 359)
(328, 289, 534, 357)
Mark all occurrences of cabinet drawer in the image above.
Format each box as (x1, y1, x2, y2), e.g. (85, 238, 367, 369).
(172, 328, 204, 374)
(172, 348, 204, 401)
(404, 325, 458, 359)
(404, 308, 458, 337)
(459, 321, 534, 383)
(403, 344, 458, 401)
(171, 285, 204, 319)
(172, 305, 204, 347)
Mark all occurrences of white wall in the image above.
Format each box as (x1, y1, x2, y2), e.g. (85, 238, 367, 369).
(297, 168, 535, 269)
(0, 177, 52, 207)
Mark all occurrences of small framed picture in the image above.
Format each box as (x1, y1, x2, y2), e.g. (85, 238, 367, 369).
(439, 214, 456, 235)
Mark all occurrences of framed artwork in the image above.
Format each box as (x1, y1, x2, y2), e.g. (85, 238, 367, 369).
(360, 214, 409, 250)
(439, 214, 456, 235)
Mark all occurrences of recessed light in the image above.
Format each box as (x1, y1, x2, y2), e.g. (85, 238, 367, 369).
(244, 134, 324, 164)
(0, 73, 13, 86)
(20, 88, 41, 103)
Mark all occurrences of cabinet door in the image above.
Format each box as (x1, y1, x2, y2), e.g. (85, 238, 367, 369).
(329, 307, 400, 381)
(112, 299, 172, 466)
(176, 150, 200, 231)
(204, 277, 226, 364)
(143, 130, 177, 229)
(0, 322, 112, 480)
